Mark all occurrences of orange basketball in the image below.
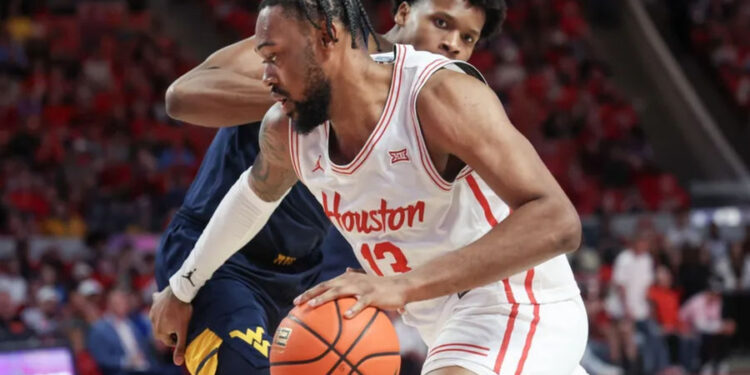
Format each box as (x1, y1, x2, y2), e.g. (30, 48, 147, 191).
(270, 297, 401, 375)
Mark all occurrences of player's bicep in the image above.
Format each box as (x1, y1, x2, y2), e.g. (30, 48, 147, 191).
(251, 103, 298, 201)
(418, 72, 565, 208)
(196, 36, 264, 78)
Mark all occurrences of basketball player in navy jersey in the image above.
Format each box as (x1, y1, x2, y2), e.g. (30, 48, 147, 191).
(149, 0, 505, 374)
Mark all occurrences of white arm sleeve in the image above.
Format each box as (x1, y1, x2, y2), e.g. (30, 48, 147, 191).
(169, 167, 288, 302)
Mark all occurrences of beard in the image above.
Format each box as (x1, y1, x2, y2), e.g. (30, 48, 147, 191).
(289, 44, 331, 135)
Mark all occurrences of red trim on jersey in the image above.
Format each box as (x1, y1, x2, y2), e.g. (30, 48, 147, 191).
(466, 175, 540, 374)
(503, 279, 518, 306)
(502, 278, 516, 303)
(466, 175, 498, 226)
(513, 269, 540, 374)
(493, 303, 519, 373)
(409, 58, 454, 191)
(288, 123, 301, 180)
(428, 343, 490, 355)
(328, 44, 406, 175)
(523, 268, 538, 304)
(428, 348, 489, 358)
(294, 131, 302, 179)
(456, 166, 474, 180)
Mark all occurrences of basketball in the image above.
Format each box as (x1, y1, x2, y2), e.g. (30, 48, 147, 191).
(270, 297, 401, 374)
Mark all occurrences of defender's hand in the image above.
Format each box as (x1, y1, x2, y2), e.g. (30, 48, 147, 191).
(294, 268, 411, 318)
(149, 286, 193, 366)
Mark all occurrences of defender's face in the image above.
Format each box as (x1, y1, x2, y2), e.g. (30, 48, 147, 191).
(396, 0, 485, 61)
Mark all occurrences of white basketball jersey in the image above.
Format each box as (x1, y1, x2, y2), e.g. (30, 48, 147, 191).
(291, 44, 580, 326)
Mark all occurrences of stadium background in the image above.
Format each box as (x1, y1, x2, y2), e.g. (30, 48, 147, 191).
(0, 0, 749, 374)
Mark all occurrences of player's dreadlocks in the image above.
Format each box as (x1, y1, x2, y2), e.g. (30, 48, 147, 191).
(259, 0, 381, 51)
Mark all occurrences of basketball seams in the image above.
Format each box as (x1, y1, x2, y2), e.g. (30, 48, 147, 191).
(270, 314, 356, 368)
(326, 308, 379, 375)
(271, 301, 400, 374)
(348, 352, 401, 375)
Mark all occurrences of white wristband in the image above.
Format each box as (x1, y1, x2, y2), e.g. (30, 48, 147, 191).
(169, 167, 287, 302)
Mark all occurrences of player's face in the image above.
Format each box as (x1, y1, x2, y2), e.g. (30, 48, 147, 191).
(395, 0, 485, 61)
(256, 6, 332, 134)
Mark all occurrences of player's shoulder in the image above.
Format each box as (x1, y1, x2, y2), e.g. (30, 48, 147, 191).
(417, 69, 495, 122)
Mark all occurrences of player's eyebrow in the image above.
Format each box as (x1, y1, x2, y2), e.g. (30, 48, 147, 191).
(434, 11, 481, 38)
(255, 41, 276, 52)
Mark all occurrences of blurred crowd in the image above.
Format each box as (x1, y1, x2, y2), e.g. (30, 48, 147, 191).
(689, 0, 750, 113)
(575, 212, 750, 375)
(0, 233, 177, 375)
(0, 0, 689, 237)
(0, 0, 747, 375)
(0, 0, 213, 239)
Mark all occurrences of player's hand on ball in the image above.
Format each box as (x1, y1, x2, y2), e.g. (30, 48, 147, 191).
(149, 286, 193, 366)
(294, 268, 410, 319)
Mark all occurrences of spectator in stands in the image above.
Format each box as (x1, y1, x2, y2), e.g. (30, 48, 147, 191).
(581, 281, 625, 375)
(606, 233, 670, 374)
(714, 242, 750, 292)
(742, 224, 750, 275)
(87, 288, 155, 375)
(678, 245, 712, 303)
(666, 208, 702, 250)
(21, 285, 62, 339)
(706, 222, 730, 266)
(70, 279, 105, 328)
(680, 278, 736, 375)
(41, 202, 87, 238)
(0, 289, 31, 341)
(648, 265, 686, 370)
(39, 259, 68, 302)
(0, 255, 28, 306)
(67, 325, 102, 375)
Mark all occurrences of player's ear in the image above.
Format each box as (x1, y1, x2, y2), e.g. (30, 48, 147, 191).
(319, 20, 339, 48)
(394, 1, 411, 27)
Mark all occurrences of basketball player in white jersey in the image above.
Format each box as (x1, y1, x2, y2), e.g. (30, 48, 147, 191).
(165, 0, 589, 374)
(151, 0, 506, 371)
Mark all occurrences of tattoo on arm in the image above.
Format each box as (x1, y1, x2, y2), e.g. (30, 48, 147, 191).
(252, 152, 271, 184)
(250, 116, 297, 201)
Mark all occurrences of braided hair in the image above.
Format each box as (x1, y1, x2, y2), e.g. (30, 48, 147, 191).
(259, 0, 381, 51)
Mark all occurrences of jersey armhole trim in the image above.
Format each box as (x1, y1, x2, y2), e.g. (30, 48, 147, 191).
(409, 59, 488, 191)
(288, 121, 302, 181)
(409, 59, 458, 191)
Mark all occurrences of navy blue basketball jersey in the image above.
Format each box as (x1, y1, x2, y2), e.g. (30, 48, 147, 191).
(156, 123, 331, 306)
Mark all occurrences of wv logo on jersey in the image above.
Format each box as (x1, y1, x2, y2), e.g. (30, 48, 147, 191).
(230, 327, 270, 357)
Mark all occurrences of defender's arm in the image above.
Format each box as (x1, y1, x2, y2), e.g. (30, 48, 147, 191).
(168, 103, 298, 301)
(150, 104, 296, 364)
(165, 36, 275, 127)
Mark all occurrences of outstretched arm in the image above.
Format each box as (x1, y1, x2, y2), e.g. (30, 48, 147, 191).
(149, 103, 297, 365)
(165, 36, 275, 127)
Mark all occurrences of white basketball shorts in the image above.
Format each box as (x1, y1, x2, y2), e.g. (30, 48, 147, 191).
(408, 286, 589, 375)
